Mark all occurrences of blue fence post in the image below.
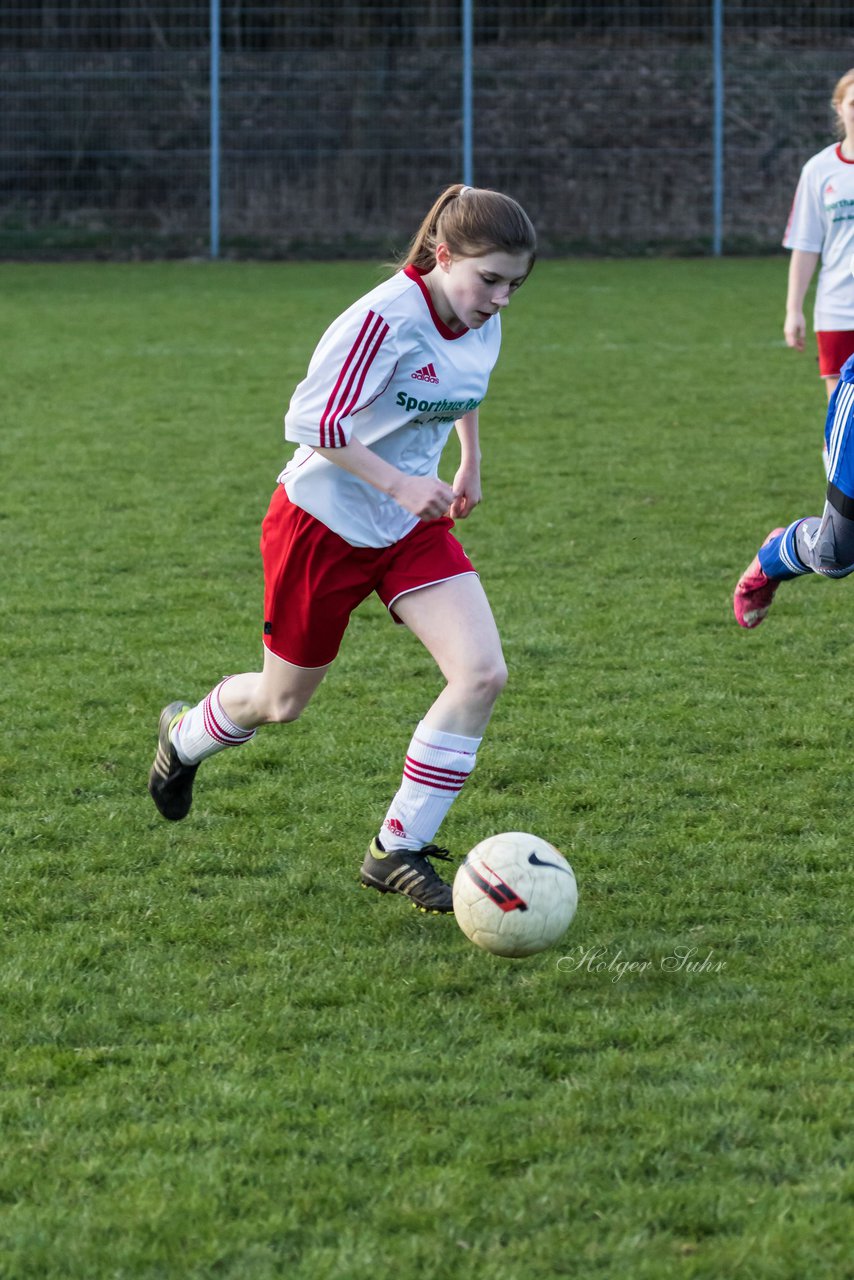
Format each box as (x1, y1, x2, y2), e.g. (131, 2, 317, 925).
(712, 0, 724, 255)
(462, 0, 473, 185)
(210, 0, 220, 259)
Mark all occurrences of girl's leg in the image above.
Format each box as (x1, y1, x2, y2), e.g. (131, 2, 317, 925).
(218, 647, 332, 728)
(793, 501, 854, 577)
(175, 647, 330, 759)
(736, 374, 854, 628)
(391, 573, 508, 737)
(734, 500, 854, 630)
(373, 575, 507, 852)
(148, 648, 330, 820)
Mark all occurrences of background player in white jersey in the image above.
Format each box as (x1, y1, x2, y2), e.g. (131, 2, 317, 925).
(734, 351, 854, 629)
(148, 183, 537, 914)
(784, 68, 854, 404)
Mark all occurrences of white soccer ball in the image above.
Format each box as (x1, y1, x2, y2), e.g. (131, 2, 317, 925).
(452, 832, 578, 958)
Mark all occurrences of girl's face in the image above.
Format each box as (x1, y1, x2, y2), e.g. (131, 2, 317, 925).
(433, 244, 533, 332)
(835, 83, 854, 140)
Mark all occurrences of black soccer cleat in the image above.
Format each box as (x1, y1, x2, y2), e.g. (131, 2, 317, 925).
(148, 701, 198, 820)
(360, 837, 455, 914)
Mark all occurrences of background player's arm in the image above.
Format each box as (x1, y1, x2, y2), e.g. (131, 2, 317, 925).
(784, 248, 820, 351)
(448, 410, 483, 520)
(314, 439, 455, 521)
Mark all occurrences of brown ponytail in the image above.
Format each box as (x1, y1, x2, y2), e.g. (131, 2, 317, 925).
(400, 183, 536, 273)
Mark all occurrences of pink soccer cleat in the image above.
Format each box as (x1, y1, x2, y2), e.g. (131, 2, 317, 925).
(733, 528, 785, 629)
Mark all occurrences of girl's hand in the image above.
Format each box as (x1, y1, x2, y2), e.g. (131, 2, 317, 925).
(392, 473, 457, 521)
(314, 440, 456, 521)
(784, 309, 806, 352)
(448, 463, 483, 520)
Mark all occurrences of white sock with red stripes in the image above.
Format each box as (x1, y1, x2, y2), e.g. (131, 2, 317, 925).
(380, 721, 481, 851)
(171, 677, 256, 765)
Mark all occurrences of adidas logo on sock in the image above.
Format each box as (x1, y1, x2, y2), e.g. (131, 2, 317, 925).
(411, 363, 439, 384)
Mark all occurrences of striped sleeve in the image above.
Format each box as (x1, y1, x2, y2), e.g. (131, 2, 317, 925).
(285, 307, 394, 448)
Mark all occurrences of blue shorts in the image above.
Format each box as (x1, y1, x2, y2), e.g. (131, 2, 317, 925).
(825, 354, 854, 515)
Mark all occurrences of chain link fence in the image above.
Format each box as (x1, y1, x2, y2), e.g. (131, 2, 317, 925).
(2, 2, 854, 258)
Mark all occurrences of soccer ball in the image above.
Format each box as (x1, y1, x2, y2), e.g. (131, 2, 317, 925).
(452, 832, 578, 958)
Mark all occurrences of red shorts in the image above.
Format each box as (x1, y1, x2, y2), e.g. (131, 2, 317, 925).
(816, 330, 854, 378)
(259, 486, 477, 667)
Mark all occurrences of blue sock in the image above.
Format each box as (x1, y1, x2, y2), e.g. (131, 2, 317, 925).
(757, 520, 810, 580)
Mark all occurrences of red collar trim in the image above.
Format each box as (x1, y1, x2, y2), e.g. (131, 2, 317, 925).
(403, 264, 468, 339)
(836, 143, 854, 165)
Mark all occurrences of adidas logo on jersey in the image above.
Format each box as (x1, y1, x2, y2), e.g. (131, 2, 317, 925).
(411, 362, 439, 384)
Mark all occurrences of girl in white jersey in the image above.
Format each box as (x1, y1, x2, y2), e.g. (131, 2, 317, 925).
(148, 183, 537, 915)
(784, 68, 854, 402)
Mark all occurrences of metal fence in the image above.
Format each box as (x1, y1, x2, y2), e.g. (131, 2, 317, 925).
(2, 2, 854, 259)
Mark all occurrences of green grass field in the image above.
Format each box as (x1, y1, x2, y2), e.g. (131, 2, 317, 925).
(2, 258, 852, 1279)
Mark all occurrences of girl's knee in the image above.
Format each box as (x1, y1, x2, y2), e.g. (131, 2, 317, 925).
(815, 526, 854, 576)
(469, 657, 508, 705)
(255, 660, 328, 724)
(812, 505, 854, 575)
(259, 691, 308, 724)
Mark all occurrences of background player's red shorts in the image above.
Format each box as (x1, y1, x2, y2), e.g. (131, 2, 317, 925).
(259, 486, 477, 667)
(816, 330, 854, 378)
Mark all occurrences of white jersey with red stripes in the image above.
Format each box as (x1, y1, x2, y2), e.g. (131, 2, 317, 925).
(784, 142, 854, 330)
(279, 265, 502, 548)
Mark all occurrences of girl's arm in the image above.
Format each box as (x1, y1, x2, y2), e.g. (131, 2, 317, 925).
(313, 438, 456, 521)
(784, 248, 820, 351)
(448, 410, 483, 520)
